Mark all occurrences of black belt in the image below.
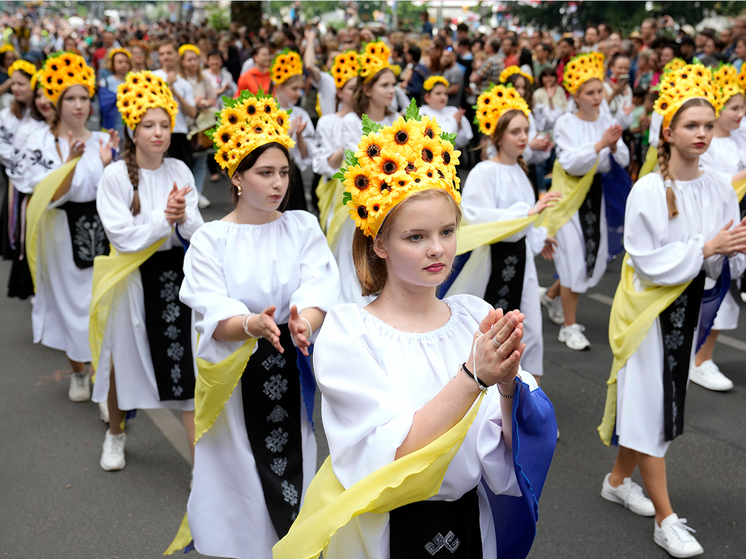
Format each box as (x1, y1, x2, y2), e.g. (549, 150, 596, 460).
(240, 324, 303, 539)
(660, 271, 705, 441)
(139, 247, 195, 401)
(578, 174, 603, 277)
(59, 200, 110, 269)
(389, 486, 482, 558)
(484, 237, 526, 313)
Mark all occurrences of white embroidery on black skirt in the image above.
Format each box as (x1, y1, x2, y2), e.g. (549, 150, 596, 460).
(164, 324, 181, 340)
(267, 404, 289, 423)
(281, 480, 298, 506)
(265, 428, 289, 453)
(264, 374, 288, 400)
(425, 531, 460, 555)
(73, 214, 108, 263)
(263, 354, 287, 370)
(161, 302, 181, 323)
(271, 457, 288, 476)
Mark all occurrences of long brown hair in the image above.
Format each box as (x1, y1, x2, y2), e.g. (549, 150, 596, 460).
(121, 132, 142, 216)
(657, 98, 714, 219)
(491, 109, 530, 176)
(352, 189, 462, 296)
(352, 68, 395, 118)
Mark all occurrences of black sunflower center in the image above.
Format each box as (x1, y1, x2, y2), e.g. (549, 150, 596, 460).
(372, 204, 380, 212)
(221, 152, 229, 161)
(357, 206, 368, 218)
(57, 78, 63, 85)
(221, 133, 230, 143)
(247, 106, 256, 115)
(354, 175, 369, 189)
(405, 162, 415, 173)
(366, 144, 381, 158)
(426, 170, 434, 178)
(484, 98, 490, 105)
(277, 116, 284, 125)
(64, 59, 71, 66)
(254, 126, 263, 133)
(398, 179, 407, 186)
(264, 105, 272, 113)
(437, 169, 445, 179)
(414, 177, 421, 183)
(424, 128, 434, 139)
(443, 151, 451, 164)
(395, 130, 409, 144)
(229, 114, 238, 124)
(383, 160, 397, 174)
(421, 148, 434, 162)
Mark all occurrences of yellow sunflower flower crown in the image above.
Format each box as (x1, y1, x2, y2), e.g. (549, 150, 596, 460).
(654, 63, 719, 128)
(500, 66, 534, 85)
(8, 60, 36, 78)
(359, 40, 391, 83)
(563, 52, 605, 95)
(331, 50, 360, 89)
(178, 44, 200, 57)
(108, 47, 132, 59)
(336, 99, 461, 238)
(37, 51, 95, 105)
(116, 71, 179, 131)
(473, 83, 530, 136)
(662, 58, 687, 74)
(423, 75, 450, 91)
(712, 63, 744, 107)
(271, 49, 303, 85)
(0, 44, 15, 54)
(208, 89, 295, 177)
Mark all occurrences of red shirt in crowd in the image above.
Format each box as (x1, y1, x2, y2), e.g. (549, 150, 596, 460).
(236, 67, 272, 96)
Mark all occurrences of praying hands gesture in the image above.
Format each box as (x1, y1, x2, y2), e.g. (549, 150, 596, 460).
(165, 182, 192, 225)
(704, 217, 746, 258)
(466, 308, 526, 393)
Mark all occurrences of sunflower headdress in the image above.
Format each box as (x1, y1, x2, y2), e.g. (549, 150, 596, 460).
(335, 99, 460, 238)
(473, 83, 530, 136)
(0, 44, 16, 54)
(662, 58, 686, 74)
(712, 63, 744, 107)
(359, 40, 391, 83)
(562, 52, 605, 95)
(654, 63, 719, 128)
(739, 64, 746, 92)
(37, 51, 95, 105)
(331, 50, 360, 89)
(108, 47, 132, 59)
(271, 49, 303, 85)
(208, 89, 295, 177)
(116, 71, 179, 131)
(178, 44, 200, 58)
(423, 75, 450, 92)
(500, 66, 534, 85)
(8, 60, 37, 78)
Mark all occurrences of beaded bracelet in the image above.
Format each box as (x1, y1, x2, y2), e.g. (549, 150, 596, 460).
(242, 313, 257, 338)
(496, 379, 517, 399)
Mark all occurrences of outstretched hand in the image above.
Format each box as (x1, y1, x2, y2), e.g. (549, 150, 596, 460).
(529, 190, 562, 216)
(288, 305, 312, 356)
(99, 129, 120, 166)
(248, 305, 284, 353)
(65, 131, 86, 163)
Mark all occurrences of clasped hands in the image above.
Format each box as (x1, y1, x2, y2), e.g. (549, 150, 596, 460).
(467, 308, 526, 393)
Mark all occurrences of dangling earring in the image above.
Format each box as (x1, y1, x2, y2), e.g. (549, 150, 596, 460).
(236, 184, 242, 196)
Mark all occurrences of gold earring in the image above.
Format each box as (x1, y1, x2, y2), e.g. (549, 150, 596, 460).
(236, 185, 242, 196)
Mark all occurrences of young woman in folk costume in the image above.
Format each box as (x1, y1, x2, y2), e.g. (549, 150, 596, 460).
(171, 90, 340, 559)
(98, 47, 132, 139)
(337, 41, 399, 305)
(538, 53, 630, 350)
(274, 105, 556, 559)
(313, 50, 358, 238)
(1, 61, 52, 300)
(23, 52, 118, 403)
(598, 65, 746, 559)
(419, 75, 473, 150)
(271, 49, 315, 212)
(90, 70, 204, 471)
(690, 63, 746, 392)
(451, 85, 561, 383)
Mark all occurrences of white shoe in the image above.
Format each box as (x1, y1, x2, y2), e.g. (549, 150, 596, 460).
(99, 401, 110, 424)
(197, 194, 211, 208)
(100, 430, 126, 471)
(654, 514, 704, 558)
(539, 287, 565, 325)
(558, 323, 591, 350)
(600, 473, 655, 516)
(689, 359, 733, 391)
(68, 371, 91, 402)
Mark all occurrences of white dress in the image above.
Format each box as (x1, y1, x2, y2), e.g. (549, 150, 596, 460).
(312, 113, 344, 181)
(553, 112, 630, 293)
(179, 212, 340, 559)
(282, 104, 315, 172)
(419, 105, 473, 149)
(311, 72, 337, 118)
(91, 159, 203, 411)
(616, 172, 746, 457)
(698, 136, 746, 330)
(25, 129, 110, 362)
(603, 82, 634, 130)
(4, 117, 49, 194)
(315, 295, 538, 559)
(0, 107, 31, 167)
(457, 161, 547, 376)
(336, 112, 399, 306)
(485, 112, 550, 165)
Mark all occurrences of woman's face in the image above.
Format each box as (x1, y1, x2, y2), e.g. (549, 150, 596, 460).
(366, 70, 396, 109)
(497, 113, 529, 159)
(424, 83, 448, 111)
(736, 40, 746, 61)
(703, 38, 716, 56)
(254, 46, 271, 70)
(374, 194, 458, 292)
(64, 37, 76, 52)
(131, 46, 146, 67)
(134, 108, 172, 157)
(660, 47, 674, 66)
(278, 78, 304, 106)
(207, 54, 222, 73)
(232, 147, 290, 214)
(58, 84, 91, 127)
(575, 78, 604, 113)
(181, 50, 200, 75)
(112, 53, 131, 76)
(541, 74, 556, 89)
(34, 87, 55, 121)
(10, 72, 33, 105)
(513, 76, 527, 99)
(610, 56, 630, 79)
(647, 53, 659, 71)
(338, 76, 357, 108)
(663, 104, 715, 160)
(717, 94, 745, 132)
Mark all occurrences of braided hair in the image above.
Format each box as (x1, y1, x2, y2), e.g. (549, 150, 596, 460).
(121, 132, 142, 216)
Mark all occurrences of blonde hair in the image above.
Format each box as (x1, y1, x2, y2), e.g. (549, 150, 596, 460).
(352, 189, 462, 296)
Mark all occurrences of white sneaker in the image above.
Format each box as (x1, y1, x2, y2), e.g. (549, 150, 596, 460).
(654, 514, 704, 558)
(539, 287, 565, 325)
(197, 194, 211, 208)
(100, 430, 126, 471)
(600, 473, 655, 516)
(558, 323, 591, 350)
(68, 371, 91, 402)
(689, 360, 733, 391)
(99, 401, 110, 424)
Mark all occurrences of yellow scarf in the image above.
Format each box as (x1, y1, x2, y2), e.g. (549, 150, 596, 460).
(539, 158, 599, 237)
(638, 144, 659, 179)
(25, 157, 81, 290)
(598, 254, 691, 446)
(734, 178, 746, 203)
(315, 176, 349, 252)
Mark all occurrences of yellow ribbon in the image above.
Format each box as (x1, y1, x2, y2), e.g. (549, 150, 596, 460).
(638, 144, 658, 179)
(316, 177, 349, 252)
(25, 157, 81, 290)
(733, 178, 746, 203)
(164, 511, 192, 556)
(272, 393, 485, 559)
(598, 254, 691, 446)
(539, 158, 599, 238)
(456, 215, 541, 256)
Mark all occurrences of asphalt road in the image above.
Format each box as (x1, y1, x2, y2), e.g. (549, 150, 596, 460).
(1, 175, 744, 559)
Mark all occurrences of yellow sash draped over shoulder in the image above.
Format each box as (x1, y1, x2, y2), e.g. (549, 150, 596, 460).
(455, 215, 540, 255)
(539, 158, 599, 237)
(25, 157, 81, 290)
(316, 176, 348, 252)
(733, 178, 746, 203)
(271, 393, 485, 559)
(598, 254, 691, 446)
(638, 144, 659, 180)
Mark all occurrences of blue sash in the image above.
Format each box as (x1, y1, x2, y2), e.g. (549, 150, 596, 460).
(601, 155, 632, 262)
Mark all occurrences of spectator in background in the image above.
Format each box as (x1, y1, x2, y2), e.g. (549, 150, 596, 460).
(420, 10, 433, 37)
(583, 26, 599, 52)
(724, 17, 746, 60)
(702, 35, 721, 59)
(640, 18, 657, 49)
(634, 49, 660, 90)
(598, 22, 612, 43)
(471, 37, 503, 95)
(440, 48, 464, 107)
(456, 22, 470, 44)
(533, 43, 553, 78)
(555, 36, 575, 86)
(501, 36, 518, 68)
(659, 42, 679, 67)
(695, 28, 716, 58)
(92, 29, 117, 72)
(426, 37, 445, 75)
(402, 44, 430, 100)
(732, 35, 746, 72)
(235, 42, 271, 96)
(679, 35, 696, 63)
(530, 29, 543, 50)
(203, 48, 236, 109)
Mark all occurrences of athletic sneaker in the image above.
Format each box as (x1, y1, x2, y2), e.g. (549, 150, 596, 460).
(100, 430, 126, 471)
(558, 323, 591, 350)
(539, 287, 565, 325)
(198, 194, 211, 209)
(600, 473, 655, 516)
(99, 401, 110, 424)
(654, 514, 704, 558)
(689, 360, 733, 391)
(68, 371, 91, 402)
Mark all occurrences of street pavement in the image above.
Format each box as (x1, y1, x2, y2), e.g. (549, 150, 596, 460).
(1, 175, 745, 559)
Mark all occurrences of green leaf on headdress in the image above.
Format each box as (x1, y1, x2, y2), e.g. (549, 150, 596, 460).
(692, 56, 701, 65)
(205, 128, 215, 141)
(361, 114, 383, 136)
(342, 191, 352, 206)
(344, 148, 358, 167)
(485, 82, 498, 93)
(441, 132, 457, 145)
(404, 98, 422, 121)
(332, 171, 345, 180)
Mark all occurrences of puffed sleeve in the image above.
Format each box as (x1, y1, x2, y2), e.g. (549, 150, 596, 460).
(455, 113, 473, 149)
(611, 127, 630, 168)
(707, 176, 746, 281)
(171, 159, 204, 240)
(314, 305, 419, 488)
(624, 174, 705, 286)
(0, 109, 16, 166)
(341, 113, 363, 152)
(312, 115, 342, 179)
(648, 111, 662, 148)
(290, 109, 315, 171)
(555, 114, 600, 176)
(523, 113, 550, 165)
